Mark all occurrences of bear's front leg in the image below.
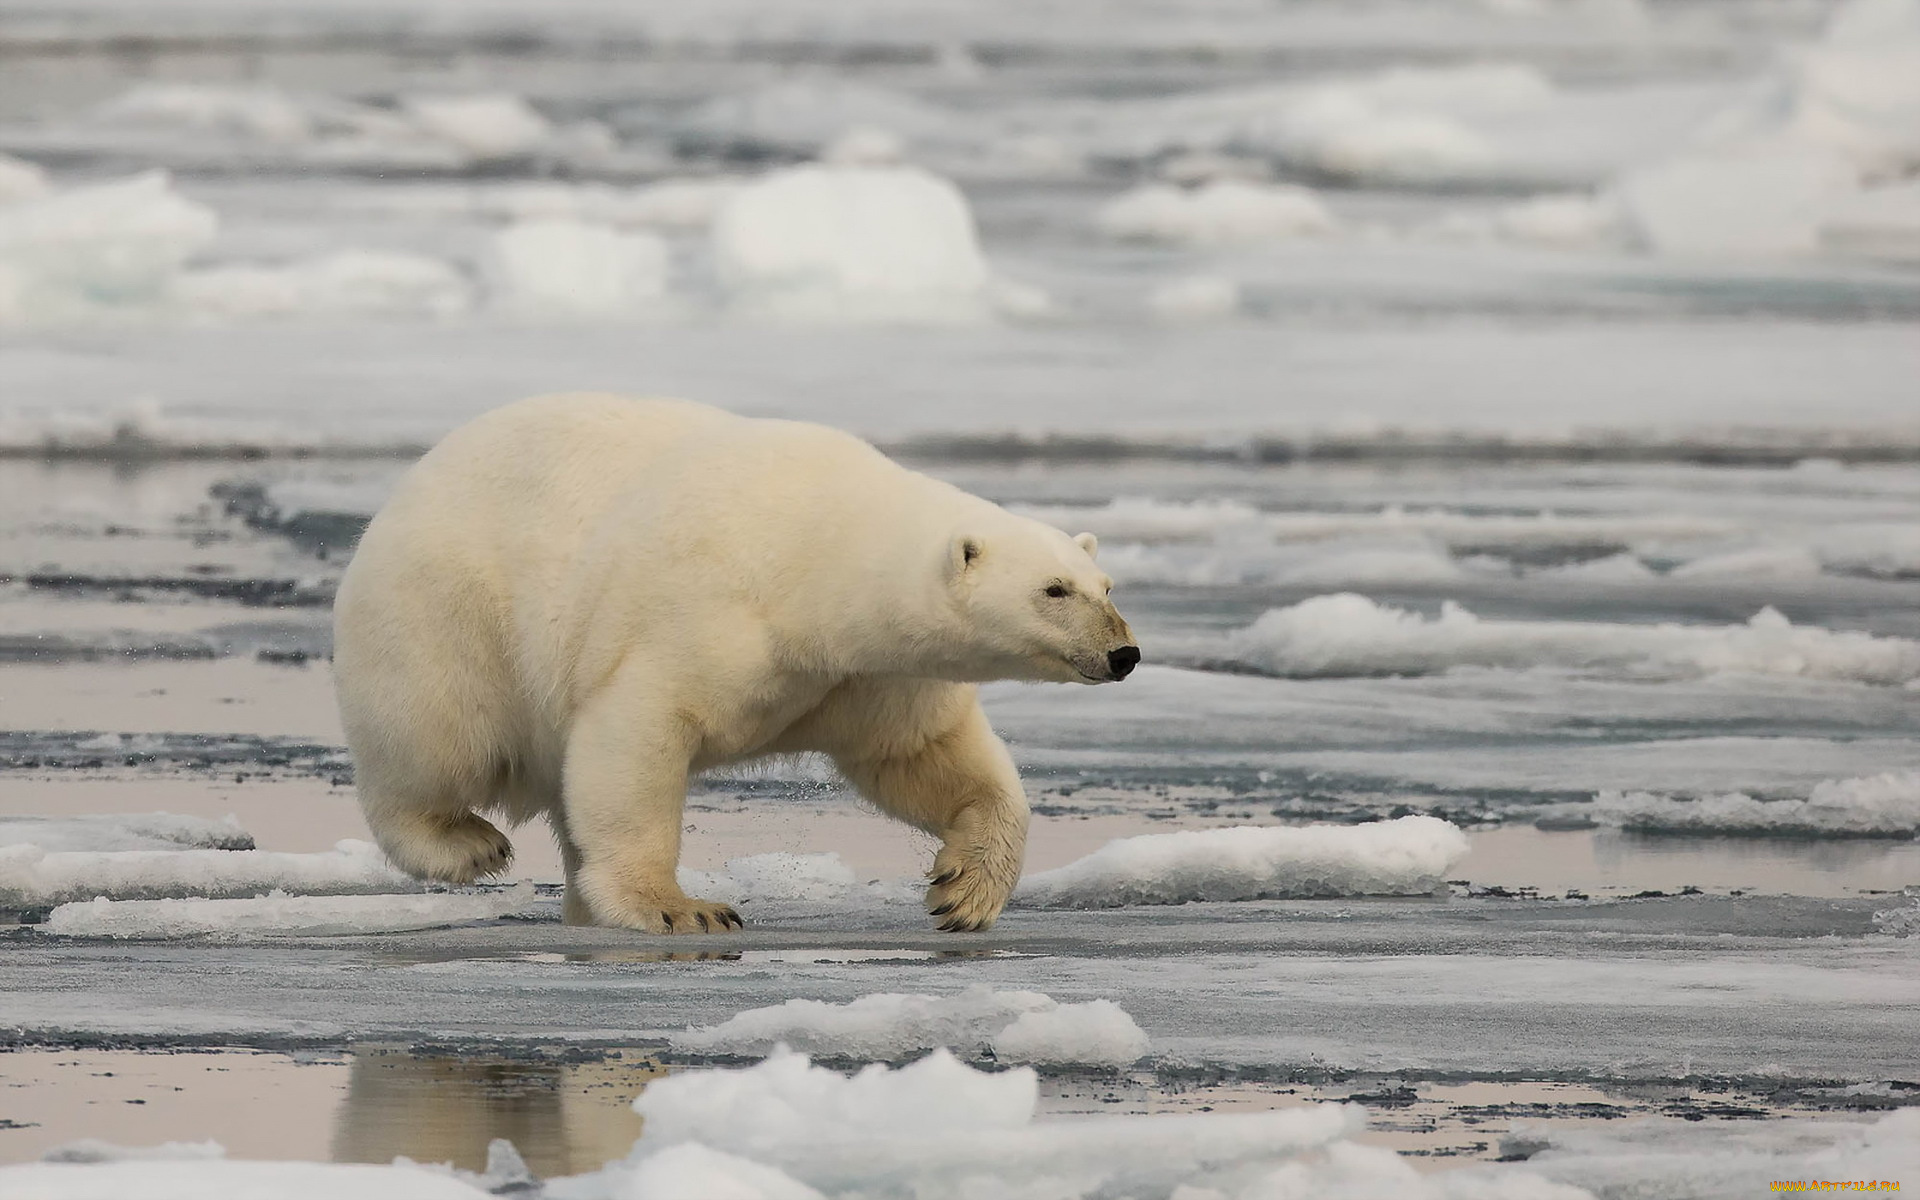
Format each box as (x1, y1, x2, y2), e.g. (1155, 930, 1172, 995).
(561, 667, 742, 934)
(835, 692, 1029, 932)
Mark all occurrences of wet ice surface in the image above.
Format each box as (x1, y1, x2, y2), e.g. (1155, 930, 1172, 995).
(4, 0, 1920, 1195)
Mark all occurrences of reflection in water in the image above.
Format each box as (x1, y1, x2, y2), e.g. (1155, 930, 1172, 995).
(330, 1046, 664, 1177)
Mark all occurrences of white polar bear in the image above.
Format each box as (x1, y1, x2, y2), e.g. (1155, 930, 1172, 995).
(332, 394, 1139, 934)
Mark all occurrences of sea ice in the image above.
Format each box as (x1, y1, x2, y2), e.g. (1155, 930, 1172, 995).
(1192, 594, 1920, 684)
(1592, 770, 1920, 837)
(672, 81, 953, 159)
(1014, 815, 1469, 908)
(485, 219, 671, 314)
(545, 1048, 1390, 1200)
(1149, 274, 1243, 320)
(175, 250, 474, 318)
(0, 153, 50, 203)
(0, 812, 253, 853)
(1613, 145, 1860, 256)
(0, 838, 417, 908)
(40, 886, 537, 940)
(95, 82, 314, 142)
(41, 1140, 225, 1164)
(1097, 181, 1334, 245)
(0, 172, 216, 314)
(400, 93, 554, 160)
(672, 985, 1149, 1067)
(711, 164, 989, 320)
(0, 1159, 497, 1199)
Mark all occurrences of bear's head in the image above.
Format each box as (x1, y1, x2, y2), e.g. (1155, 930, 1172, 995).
(946, 521, 1140, 684)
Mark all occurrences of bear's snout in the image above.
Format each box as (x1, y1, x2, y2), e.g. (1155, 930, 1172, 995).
(1107, 645, 1141, 679)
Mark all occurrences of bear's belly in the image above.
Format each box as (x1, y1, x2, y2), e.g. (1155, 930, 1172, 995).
(685, 674, 841, 771)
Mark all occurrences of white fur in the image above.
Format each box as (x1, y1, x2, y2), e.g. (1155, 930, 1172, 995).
(332, 394, 1137, 933)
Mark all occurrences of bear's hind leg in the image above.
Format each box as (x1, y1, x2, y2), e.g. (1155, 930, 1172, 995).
(833, 691, 1029, 933)
(358, 788, 514, 884)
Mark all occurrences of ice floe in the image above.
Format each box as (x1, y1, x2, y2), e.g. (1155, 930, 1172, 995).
(174, 250, 474, 319)
(485, 219, 671, 314)
(40, 886, 538, 940)
(1591, 770, 1920, 837)
(712, 164, 990, 320)
(1186, 594, 1920, 684)
(543, 1048, 1586, 1200)
(1096, 181, 1334, 245)
(1015, 815, 1469, 908)
(0, 172, 216, 316)
(0, 838, 416, 909)
(672, 985, 1149, 1067)
(0, 1158, 496, 1199)
(1148, 273, 1243, 321)
(0, 812, 253, 854)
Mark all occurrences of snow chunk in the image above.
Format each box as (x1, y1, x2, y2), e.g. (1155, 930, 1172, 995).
(175, 250, 473, 318)
(712, 165, 989, 321)
(0, 1159, 497, 1199)
(41, 886, 536, 940)
(1150, 274, 1242, 321)
(1097, 181, 1334, 245)
(600, 1048, 1365, 1200)
(1495, 193, 1621, 246)
(0, 813, 252, 853)
(1615, 145, 1860, 256)
(0, 172, 216, 311)
(401, 93, 553, 160)
(97, 82, 313, 142)
(0, 838, 416, 908)
(1593, 771, 1920, 837)
(485, 219, 670, 314)
(1016, 815, 1469, 909)
(1872, 899, 1920, 936)
(1195, 594, 1920, 684)
(0, 153, 50, 203)
(677, 852, 858, 906)
(673, 985, 1148, 1067)
(991, 999, 1151, 1068)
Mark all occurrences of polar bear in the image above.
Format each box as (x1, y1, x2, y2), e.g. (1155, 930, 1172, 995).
(333, 394, 1138, 934)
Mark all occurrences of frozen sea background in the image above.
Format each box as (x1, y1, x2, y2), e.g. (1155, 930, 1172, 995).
(2, 0, 1919, 1197)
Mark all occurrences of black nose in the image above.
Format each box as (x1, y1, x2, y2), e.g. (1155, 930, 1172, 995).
(1108, 645, 1141, 679)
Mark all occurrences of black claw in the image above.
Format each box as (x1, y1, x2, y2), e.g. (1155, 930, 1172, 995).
(929, 868, 959, 886)
(660, 912, 674, 931)
(695, 912, 709, 932)
(929, 901, 957, 917)
(724, 910, 743, 929)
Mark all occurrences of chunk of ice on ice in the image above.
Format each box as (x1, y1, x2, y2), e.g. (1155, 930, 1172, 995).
(485, 219, 670, 314)
(40, 886, 537, 940)
(672, 985, 1148, 1067)
(0, 171, 216, 310)
(1016, 815, 1468, 909)
(1593, 770, 1920, 837)
(0, 812, 252, 853)
(0, 838, 416, 908)
(1098, 181, 1334, 245)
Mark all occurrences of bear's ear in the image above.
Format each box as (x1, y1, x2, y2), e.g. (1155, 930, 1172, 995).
(949, 534, 984, 578)
(1074, 531, 1099, 560)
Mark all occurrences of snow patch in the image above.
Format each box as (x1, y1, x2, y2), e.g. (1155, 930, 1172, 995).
(1592, 771, 1920, 837)
(485, 219, 670, 314)
(40, 886, 537, 940)
(1097, 181, 1334, 245)
(401, 94, 553, 160)
(1192, 594, 1920, 684)
(0, 838, 417, 908)
(43, 1139, 225, 1163)
(0, 813, 253, 854)
(1016, 815, 1469, 909)
(712, 165, 989, 321)
(672, 986, 1148, 1067)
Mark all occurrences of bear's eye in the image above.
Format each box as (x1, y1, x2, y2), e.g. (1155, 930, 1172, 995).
(1044, 583, 1069, 599)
